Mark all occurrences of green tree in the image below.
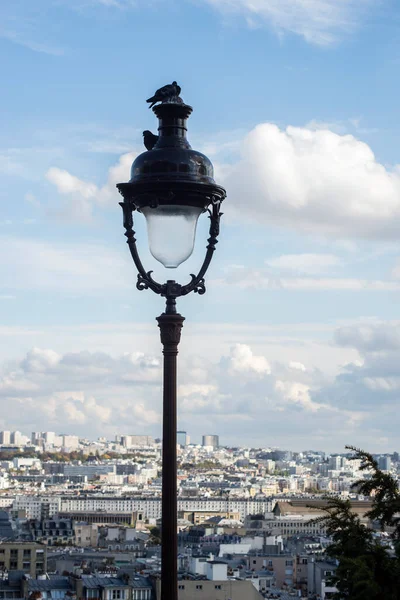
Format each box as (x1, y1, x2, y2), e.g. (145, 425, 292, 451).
(312, 446, 400, 600)
(148, 526, 161, 545)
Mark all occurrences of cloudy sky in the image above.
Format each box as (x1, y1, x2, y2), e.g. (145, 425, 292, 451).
(1, 0, 400, 452)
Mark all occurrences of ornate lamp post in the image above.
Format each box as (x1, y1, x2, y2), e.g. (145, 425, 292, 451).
(117, 82, 226, 600)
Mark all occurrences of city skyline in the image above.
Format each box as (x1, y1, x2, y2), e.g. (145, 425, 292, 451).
(1, 1, 400, 451)
(0, 427, 397, 455)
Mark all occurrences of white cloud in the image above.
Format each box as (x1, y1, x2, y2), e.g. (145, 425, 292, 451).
(266, 253, 341, 275)
(305, 120, 348, 134)
(275, 380, 323, 412)
(222, 124, 400, 239)
(335, 321, 400, 352)
(362, 377, 400, 392)
(219, 265, 400, 292)
(46, 152, 137, 220)
(223, 343, 271, 376)
(201, 0, 374, 45)
(0, 338, 390, 450)
(0, 347, 162, 436)
(0, 29, 65, 56)
(46, 123, 400, 241)
(0, 236, 131, 293)
(313, 321, 400, 442)
(46, 168, 97, 199)
(21, 348, 61, 372)
(178, 383, 217, 397)
(391, 259, 400, 280)
(289, 361, 306, 372)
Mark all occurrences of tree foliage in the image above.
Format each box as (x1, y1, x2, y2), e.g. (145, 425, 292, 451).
(148, 526, 161, 545)
(311, 446, 400, 600)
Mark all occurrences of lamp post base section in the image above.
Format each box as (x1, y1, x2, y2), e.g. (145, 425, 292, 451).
(157, 311, 185, 600)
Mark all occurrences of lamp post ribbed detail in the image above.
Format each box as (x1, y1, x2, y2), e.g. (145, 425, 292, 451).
(157, 312, 185, 600)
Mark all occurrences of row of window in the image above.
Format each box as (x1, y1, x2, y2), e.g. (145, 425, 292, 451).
(0, 549, 32, 557)
(252, 559, 293, 567)
(3, 561, 31, 570)
(178, 585, 222, 590)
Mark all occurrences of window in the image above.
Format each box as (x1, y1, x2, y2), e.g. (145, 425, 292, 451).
(23, 562, 31, 571)
(285, 560, 293, 566)
(10, 550, 18, 558)
(253, 560, 257, 565)
(196, 585, 203, 590)
(178, 585, 185, 590)
(10, 561, 18, 570)
(215, 585, 222, 590)
(23, 550, 31, 558)
(268, 560, 273, 567)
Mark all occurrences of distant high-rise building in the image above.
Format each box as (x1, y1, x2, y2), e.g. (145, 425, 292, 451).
(378, 456, 392, 471)
(177, 431, 189, 447)
(61, 435, 79, 450)
(10, 431, 23, 446)
(329, 455, 342, 471)
(0, 431, 10, 445)
(43, 432, 55, 445)
(202, 435, 219, 449)
(121, 435, 155, 448)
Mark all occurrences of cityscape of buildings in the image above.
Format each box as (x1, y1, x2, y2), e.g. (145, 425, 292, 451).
(0, 428, 396, 598)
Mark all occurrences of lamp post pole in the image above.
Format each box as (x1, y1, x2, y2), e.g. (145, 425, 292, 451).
(117, 82, 226, 600)
(157, 308, 184, 599)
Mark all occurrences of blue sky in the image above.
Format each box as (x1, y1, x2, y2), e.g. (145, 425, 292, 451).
(2, 0, 400, 451)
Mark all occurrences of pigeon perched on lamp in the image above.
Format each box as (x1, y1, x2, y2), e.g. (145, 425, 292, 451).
(143, 130, 159, 151)
(146, 81, 181, 109)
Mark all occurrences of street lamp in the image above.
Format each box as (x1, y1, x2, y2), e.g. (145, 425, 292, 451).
(117, 82, 226, 600)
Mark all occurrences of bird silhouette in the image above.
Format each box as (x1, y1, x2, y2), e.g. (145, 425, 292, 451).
(143, 130, 159, 151)
(146, 81, 181, 109)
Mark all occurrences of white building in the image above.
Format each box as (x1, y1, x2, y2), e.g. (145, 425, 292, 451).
(13, 496, 61, 519)
(0, 431, 11, 445)
(43, 432, 56, 445)
(59, 496, 277, 520)
(10, 431, 24, 446)
(62, 435, 79, 450)
(13, 457, 41, 469)
(64, 464, 116, 478)
(206, 561, 228, 581)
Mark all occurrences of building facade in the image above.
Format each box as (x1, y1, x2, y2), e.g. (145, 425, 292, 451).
(0, 542, 47, 577)
(202, 435, 219, 449)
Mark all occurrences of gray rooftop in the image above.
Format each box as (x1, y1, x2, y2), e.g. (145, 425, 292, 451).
(28, 578, 70, 592)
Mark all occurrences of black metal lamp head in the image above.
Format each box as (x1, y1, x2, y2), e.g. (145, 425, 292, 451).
(119, 100, 226, 207)
(128, 103, 216, 189)
(118, 87, 225, 268)
(117, 83, 226, 311)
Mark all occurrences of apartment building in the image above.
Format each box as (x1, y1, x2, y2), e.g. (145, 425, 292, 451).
(179, 510, 241, 525)
(247, 555, 296, 588)
(23, 575, 153, 600)
(59, 496, 276, 520)
(156, 579, 263, 600)
(13, 496, 61, 520)
(263, 516, 327, 536)
(0, 542, 46, 577)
